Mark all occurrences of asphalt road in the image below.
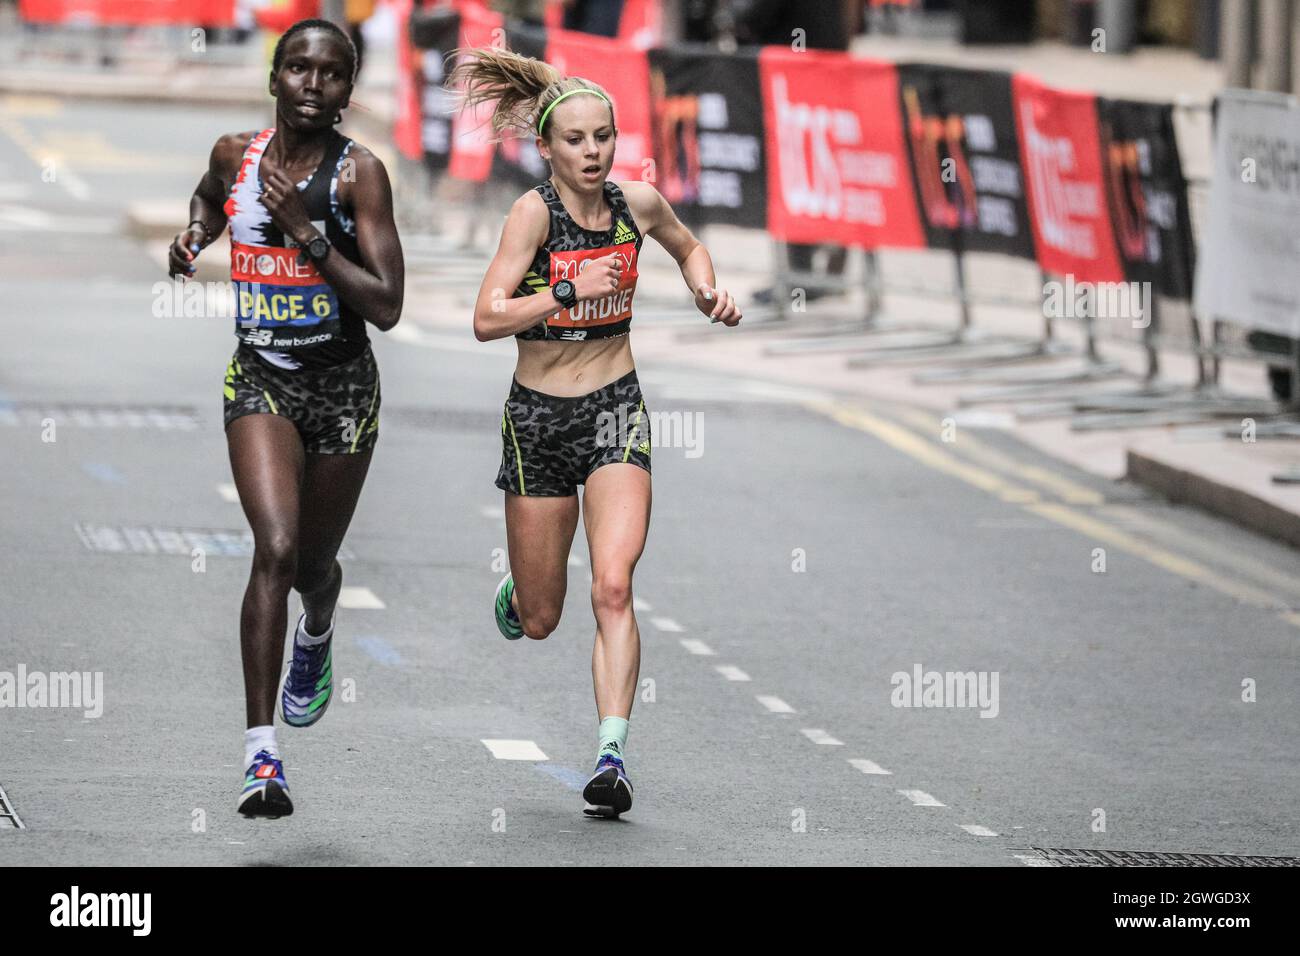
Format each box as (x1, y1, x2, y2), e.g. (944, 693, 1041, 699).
(2, 96, 1299, 866)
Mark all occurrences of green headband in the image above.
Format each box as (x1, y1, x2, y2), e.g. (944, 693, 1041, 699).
(538, 88, 612, 135)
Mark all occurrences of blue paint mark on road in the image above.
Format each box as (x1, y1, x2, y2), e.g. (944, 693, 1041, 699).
(354, 635, 402, 666)
(533, 763, 586, 792)
(81, 462, 125, 484)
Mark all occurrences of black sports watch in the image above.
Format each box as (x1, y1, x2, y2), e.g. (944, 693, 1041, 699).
(552, 279, 578, 310)
(304, 233, 331, 263)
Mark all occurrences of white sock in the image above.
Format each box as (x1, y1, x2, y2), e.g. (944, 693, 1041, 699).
(244, 725, 278, 768)
(297, 611, 334, 647)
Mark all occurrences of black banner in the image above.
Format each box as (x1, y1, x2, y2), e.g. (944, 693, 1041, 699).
(896, 64, 1035, 259)
(1095, 97, 1197, 301)
(490, 20, 550, 190)
(409, 8, 462, 172)
(647, 45, 767, 230)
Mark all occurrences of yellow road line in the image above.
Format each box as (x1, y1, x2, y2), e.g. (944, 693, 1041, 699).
(811, 400, 1290, 613)
(893, 406, 1104, 506)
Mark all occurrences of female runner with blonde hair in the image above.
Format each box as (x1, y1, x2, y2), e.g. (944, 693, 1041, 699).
(454, 47, 741, 817)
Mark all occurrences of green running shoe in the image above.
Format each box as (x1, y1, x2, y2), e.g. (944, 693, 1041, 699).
(495, 572, 524, 640)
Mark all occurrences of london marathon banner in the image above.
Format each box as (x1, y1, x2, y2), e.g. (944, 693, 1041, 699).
(896, 64, 1035, 259)
(1013, 74, 1124, 283)
(1194, 89, 1300, 339)
(1095, 97, 1197, 301)
(647, 46, 767, 230)
(759, 47, 924, 249)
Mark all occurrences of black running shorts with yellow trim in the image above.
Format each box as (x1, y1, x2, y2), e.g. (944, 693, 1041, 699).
(496, 369, 651, 497)
(223, 344, 380, 454)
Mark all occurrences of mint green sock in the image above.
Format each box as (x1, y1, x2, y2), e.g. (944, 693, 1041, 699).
(597, 716, 629, 761)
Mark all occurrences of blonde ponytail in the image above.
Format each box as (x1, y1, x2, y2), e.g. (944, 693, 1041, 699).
(448, 46, 614, 140)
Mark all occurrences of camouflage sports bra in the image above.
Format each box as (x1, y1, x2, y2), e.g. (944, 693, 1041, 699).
(512, 180, 644, 342)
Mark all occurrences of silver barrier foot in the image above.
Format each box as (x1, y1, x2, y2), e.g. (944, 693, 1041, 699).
(906, 340, 1074, 380)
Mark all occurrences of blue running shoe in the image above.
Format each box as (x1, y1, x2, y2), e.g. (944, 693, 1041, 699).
(582, 754, 633, 817)
(238, 749, 293, 817)
(278, 611, 333, 728)
(494, 573, 524, 640)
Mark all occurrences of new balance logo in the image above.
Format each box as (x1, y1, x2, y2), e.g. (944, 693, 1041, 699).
(613, 219, 636, 245)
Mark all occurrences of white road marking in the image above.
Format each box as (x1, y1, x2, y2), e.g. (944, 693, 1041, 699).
(216, 483, 239, 503)
(679, 638, 715, 656)
(960, 824, 999, 837)
(1014, 854, 1058, 867)
(481, 739, 548, 761)
(714, 664, 750, 681)
(633, 596, 652, 612)
(757, 695, 795, 714)
(898, 789, 945, 807)
(338, 587, 385, 609)
(801, 728, 844, 746)
(567, 554, 585, 568)
(479, 505, 503, 519)
(651, 616, 683, 632)
(848, 758, 892, 775)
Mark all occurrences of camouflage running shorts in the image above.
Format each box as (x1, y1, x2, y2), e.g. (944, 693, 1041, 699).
(223, 344, 380, 455)
(495, 369, 651, 497)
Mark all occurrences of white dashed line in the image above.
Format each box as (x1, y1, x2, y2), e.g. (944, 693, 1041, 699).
(800, 728, 844, 746)
(714, 664, 750, 681)
(1014, 854, 1058, 867)
(632, 596, 652, 612)
(216, 483, 239, 503)
(848, 758, 892, 775)
(338, 587, 386, 609)
(650, 617, 683, 632)
(678, 638, 715, 656)
(897, 789, 945, 807)
(481, 739, 548, 761)
(960, 824, 999, 837)
(756, 695, 796, 714)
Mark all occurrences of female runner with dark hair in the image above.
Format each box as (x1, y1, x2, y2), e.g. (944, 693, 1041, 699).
(168, 18, 404, 817)
(454, 48, 742, 817)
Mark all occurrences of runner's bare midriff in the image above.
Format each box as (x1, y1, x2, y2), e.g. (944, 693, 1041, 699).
(514, 335, 634, 396)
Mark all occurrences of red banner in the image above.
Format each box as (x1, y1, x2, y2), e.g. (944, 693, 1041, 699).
(1013, 74, 1123, 283)
(392, 0, 422, 161)
(19, 0, 235, 25)
(544, 28, 653, 185)
(759, 48, 923, 249)
(447, 0, 504, 182)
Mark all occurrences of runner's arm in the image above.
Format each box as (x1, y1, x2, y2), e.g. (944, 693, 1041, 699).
(625, 181, 741, 325)
(473, 192, 565, 341)
(169, 133, 244, 278)
(289, 147, 405, 332)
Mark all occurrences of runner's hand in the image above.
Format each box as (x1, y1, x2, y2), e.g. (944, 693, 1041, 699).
(261, 168, 314, 245)
(696, 284, 741, 326)
(168, 225, 206, 279)
(572, 254, 623, 301)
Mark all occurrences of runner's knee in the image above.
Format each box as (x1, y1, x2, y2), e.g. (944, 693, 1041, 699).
(590, 572, 633, 617)
(294, 558, 338, 596)
(252, 530, 298, 582)
(520, 605, 562, 641)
